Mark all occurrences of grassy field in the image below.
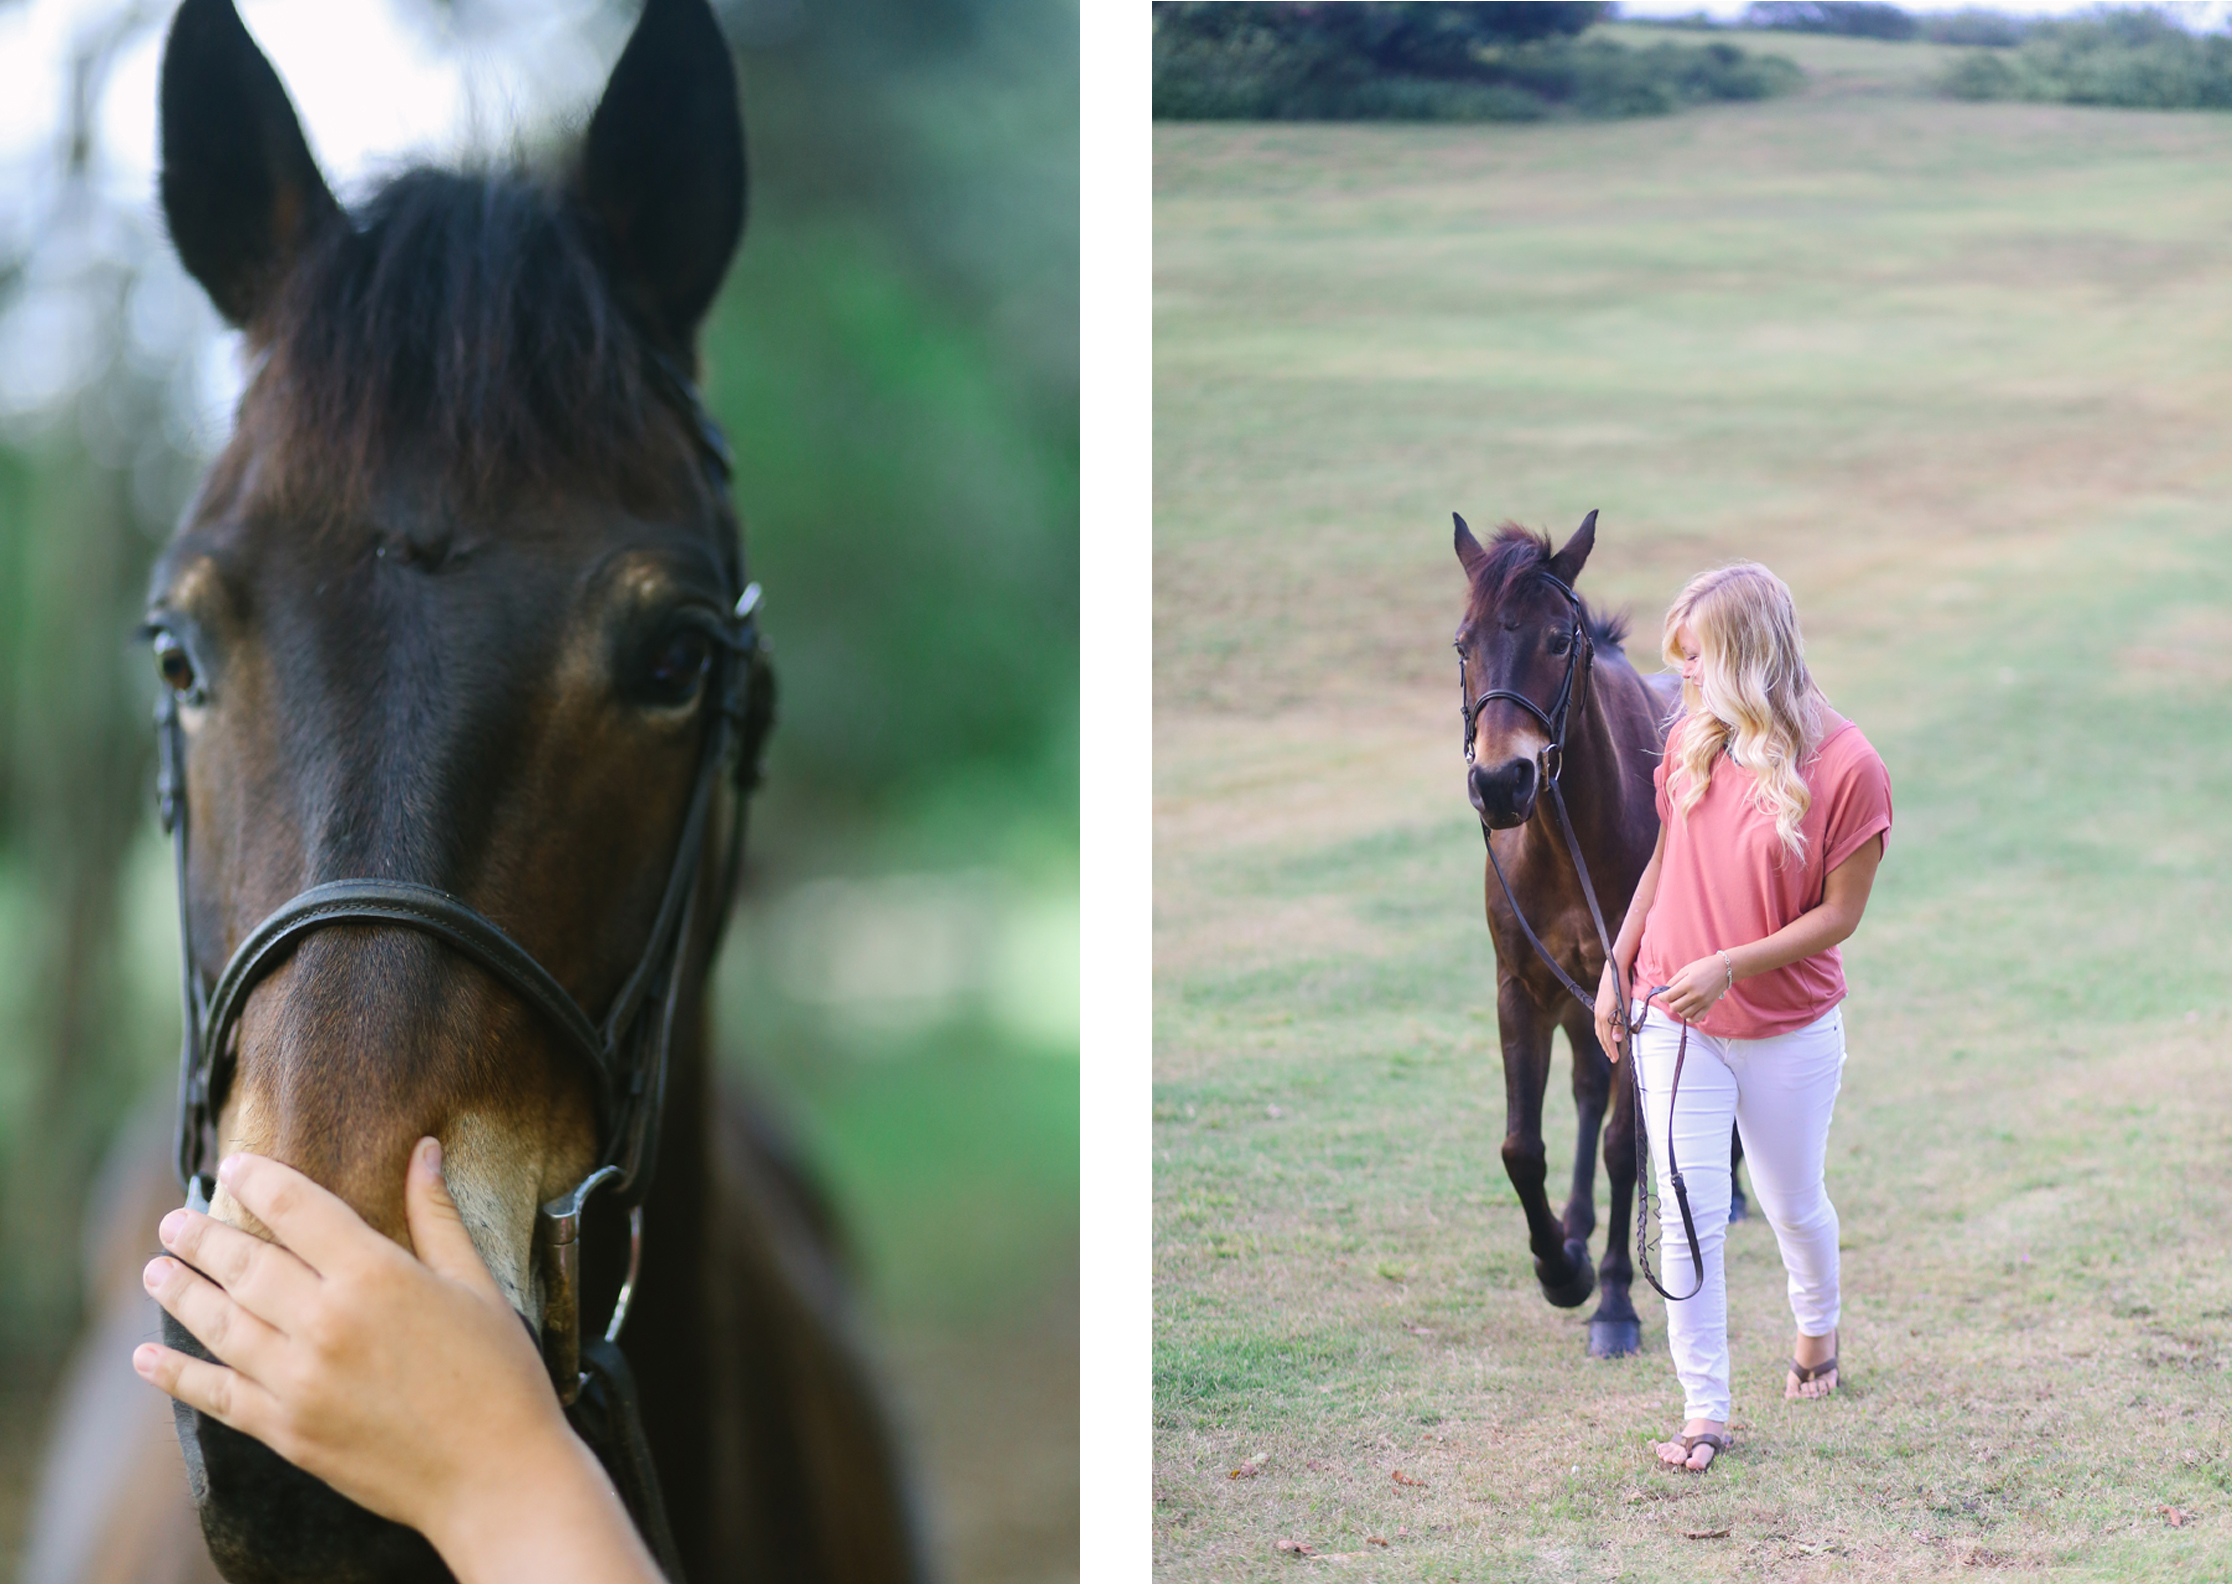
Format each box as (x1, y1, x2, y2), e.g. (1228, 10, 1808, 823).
(1153, 30, 2232, 1584)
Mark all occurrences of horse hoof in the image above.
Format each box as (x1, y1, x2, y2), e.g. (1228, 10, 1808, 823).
(1587, 1318, 1642, 1358)
(1537, 1246, 1595, 1309)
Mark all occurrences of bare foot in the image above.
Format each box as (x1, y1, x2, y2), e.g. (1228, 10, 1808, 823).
(1787, 1329, 1838, 1399)
(1652, 1418, 1727, 1471)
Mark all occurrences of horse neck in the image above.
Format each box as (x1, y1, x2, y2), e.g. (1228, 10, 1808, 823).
(622, 962, 720, 1556)
(1532, 648, 1650, 864)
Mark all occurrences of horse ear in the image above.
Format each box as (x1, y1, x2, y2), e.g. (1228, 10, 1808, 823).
(1454, 513, 1489, 577)
(159, 0, 340, 328)
(577, 0, 747, 358)
(1548, 509, 1599, 585)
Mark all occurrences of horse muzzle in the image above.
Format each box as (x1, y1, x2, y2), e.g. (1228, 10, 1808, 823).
(166, 1308, 445, 1582)
(1470, 755, 1539, 830)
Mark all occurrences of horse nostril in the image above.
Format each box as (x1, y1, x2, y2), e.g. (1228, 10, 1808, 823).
(1473, 758, 1539, 830)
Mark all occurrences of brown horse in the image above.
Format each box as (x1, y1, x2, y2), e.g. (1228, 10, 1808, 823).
(23, 1, 921, 1580)
(1453, 511, 1743, 1358)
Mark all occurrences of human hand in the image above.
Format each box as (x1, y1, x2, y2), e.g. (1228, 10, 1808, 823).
(1661, 951, 1734, 1023)
(1593, 963, 1627, 1063)
(134, 1143, 660, 1584)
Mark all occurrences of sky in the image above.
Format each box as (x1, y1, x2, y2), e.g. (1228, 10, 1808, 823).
(0, 0, 623, 427)
(0, 0, 625, 224)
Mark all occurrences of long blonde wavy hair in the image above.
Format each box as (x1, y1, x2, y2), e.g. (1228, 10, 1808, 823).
(1662, 562, 1824, 861)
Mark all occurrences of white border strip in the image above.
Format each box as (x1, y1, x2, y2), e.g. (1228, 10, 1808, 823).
(1077, 1, 1151, 1578)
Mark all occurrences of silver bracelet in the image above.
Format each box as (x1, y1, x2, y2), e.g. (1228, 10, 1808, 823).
(1716, 949, 1734, 994)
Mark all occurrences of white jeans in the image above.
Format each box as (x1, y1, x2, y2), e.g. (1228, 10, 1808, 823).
(1632, 1002, 1846, 1425)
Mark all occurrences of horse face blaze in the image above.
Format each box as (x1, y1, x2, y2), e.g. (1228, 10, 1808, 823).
(1461, 638, 1552, 826)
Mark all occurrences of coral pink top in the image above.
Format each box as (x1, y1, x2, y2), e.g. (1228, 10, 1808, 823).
(1635, 707, 1892, 1039)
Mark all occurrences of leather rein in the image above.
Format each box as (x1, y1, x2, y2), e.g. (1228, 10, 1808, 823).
(1458, 572, 1704, 1303)
(156, 353, 771, 1576)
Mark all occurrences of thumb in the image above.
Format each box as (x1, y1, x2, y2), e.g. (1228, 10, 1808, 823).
(405, 1137, 504, 1300)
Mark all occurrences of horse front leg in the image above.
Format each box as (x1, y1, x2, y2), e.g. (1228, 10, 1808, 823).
(1498, 979, 1594, 1309)
(1583, 1016, 1643, 1358)
(1563, 1016, 1609, 1252)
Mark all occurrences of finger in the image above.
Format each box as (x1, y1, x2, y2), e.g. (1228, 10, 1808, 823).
(160, 1208, 321, 1331)
(133, 1342, 282, 1442)
(404, 1138, 504, 1301)
(218, 1154, 375, 1278)
(145, 1255, 282, 1376)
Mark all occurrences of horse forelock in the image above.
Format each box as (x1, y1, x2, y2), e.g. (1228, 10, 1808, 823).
(248, 165, 693, 516)
(1465, 520, 1628, 654)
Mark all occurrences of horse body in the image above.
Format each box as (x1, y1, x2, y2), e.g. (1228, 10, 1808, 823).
(25, 2, 922, 1580)
(1454, 513, 1671, 1356)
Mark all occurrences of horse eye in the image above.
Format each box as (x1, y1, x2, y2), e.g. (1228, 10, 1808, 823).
(642, 627, 713, 707)
(153, 634, 197, 697)
(1547, 632, 1572, 657)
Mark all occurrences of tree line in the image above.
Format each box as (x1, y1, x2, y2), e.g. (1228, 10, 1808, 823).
(1152, 2, 1801, 121)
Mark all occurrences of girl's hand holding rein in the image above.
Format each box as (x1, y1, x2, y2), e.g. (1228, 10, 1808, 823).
(1661, 950, 1736, 1022)
(133, 1143, 663, 1584)
(1593, 961, 1630, 1062)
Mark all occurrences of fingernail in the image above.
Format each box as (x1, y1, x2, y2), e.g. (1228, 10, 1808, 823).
(132, 1344, 159, 1375)
(159, 1209, 186, 1244)
(143, 1257, 171, 1289)
(419, 1136, 442, 1174)
(216, 1154, 240, 1184)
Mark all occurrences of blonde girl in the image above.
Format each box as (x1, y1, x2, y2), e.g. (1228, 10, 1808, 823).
(1592, 563, 1892, 1473)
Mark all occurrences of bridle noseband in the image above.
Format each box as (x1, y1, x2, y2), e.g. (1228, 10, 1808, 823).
(157, 351, 774, 1420)
(1456, 566, 1704, 1304)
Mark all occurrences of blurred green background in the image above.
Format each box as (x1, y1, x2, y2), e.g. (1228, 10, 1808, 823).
(0, 0, 1077, 1577)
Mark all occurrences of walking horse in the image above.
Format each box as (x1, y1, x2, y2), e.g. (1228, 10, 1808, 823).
(1453, 511, 1743, 1357)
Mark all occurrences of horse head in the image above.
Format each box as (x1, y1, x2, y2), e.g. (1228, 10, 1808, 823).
(148, 0, 747, 1574)
(1452, 510, 1599, 829)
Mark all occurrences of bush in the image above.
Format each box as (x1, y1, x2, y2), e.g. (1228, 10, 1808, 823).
(1940, 8, 2232, 110)
(1152, 3, 1802, 122)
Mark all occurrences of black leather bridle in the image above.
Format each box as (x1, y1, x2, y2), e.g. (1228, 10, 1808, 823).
(1458, 566, 1588, 783)
(1457, 566, 1704, 1304)
(153, 354, 772, 1571)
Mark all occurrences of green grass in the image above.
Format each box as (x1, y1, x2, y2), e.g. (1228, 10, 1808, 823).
(1154, 40, 2232, 1584)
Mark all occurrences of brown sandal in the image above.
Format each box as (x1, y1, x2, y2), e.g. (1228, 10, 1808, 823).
(1651, 1436, 1732, 1472)
(1660, 1431, 1732, 1472)
(1787, 1355, 1839, 1396)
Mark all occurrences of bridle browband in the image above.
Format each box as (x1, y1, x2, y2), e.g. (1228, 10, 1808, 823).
(156, 350, 775, 1441)
(1456, 564, 1704, 1304)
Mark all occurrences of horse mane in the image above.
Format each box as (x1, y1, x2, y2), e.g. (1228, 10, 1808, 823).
(1465, 521, 1631, 653)
(254, 165, 680, 513)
